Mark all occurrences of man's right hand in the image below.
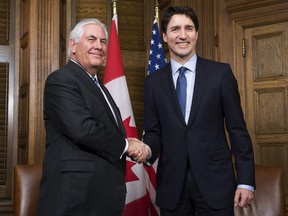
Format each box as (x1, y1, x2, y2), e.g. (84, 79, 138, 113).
(127, 138, 150, 163)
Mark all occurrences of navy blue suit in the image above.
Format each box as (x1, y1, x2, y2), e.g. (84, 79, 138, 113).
(143, 56, 255, 210)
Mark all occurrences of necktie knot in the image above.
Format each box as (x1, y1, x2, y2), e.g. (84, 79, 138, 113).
(178, 66, 187, 76)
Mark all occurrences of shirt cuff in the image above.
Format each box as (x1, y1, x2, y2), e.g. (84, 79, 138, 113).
(120, 139, 129, 159)
(144, 145, 152, 166)
(237, 184, 255, 192)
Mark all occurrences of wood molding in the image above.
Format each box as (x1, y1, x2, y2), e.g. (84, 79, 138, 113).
(226, 0, 288, 25)
(226, 0, 287, 12)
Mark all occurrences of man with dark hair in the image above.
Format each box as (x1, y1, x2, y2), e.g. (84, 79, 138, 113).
(143, 6, 255, 216)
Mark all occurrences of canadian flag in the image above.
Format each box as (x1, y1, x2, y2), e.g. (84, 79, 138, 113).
(104, 15, 159, 216)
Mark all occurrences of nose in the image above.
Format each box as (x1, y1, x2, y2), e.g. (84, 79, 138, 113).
(179, 28, 187, 39)
(93, 39, 102, 50)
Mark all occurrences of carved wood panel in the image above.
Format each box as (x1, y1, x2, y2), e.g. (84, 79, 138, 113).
(226, 1, 288, 213)
(245, 22, 288, 212)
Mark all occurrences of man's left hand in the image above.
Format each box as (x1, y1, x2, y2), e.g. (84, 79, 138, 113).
(234, 188, 254, 208)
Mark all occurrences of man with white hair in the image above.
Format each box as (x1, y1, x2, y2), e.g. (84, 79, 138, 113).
(38, 18, 148, 216)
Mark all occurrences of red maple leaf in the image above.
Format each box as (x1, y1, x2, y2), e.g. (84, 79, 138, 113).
(125, 160, 138, 182)
(123, 116, 138, 138)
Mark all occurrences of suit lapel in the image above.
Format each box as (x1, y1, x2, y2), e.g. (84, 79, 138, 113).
(160, 63, 187, 124)
(99, 81, 126, 136)
(187, 57, 210, 126)
(67, 61, 125, 136)
(67, 60, 103, 96)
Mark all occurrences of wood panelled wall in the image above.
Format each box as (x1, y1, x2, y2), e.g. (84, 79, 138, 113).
(18, 0, 62, 165)
(223, 1, 288, 214)
(1, 0, 288, 215)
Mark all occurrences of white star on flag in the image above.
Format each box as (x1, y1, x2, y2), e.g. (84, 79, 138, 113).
(147, 19, 167, 75)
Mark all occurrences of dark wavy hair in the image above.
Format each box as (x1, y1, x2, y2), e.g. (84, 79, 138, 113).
(161, 6, 199, 34)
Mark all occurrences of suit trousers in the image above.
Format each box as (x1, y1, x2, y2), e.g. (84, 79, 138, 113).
(160, 165, 234, 216)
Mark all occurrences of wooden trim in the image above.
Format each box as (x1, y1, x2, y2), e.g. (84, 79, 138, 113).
(28, 0, 37, 164)
(227, 1, 288, 24)
(226, 0, 287, 13)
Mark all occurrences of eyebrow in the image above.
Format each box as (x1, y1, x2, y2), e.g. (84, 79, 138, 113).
(170, 24, 195, 28)
(185, 24, 195, 28)
(87, 35, 97, 39)
(87, 35, 107, 41)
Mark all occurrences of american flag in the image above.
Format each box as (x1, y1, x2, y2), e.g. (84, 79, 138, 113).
(141, 18, 167, 216)
(147, 19, 167, 75)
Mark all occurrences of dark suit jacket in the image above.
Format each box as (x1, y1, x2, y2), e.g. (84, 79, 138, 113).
(38, 60, 127, 216)
(143, 56, 255, 210)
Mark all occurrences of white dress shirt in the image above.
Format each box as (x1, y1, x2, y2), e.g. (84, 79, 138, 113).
(171, 54, 197, 124)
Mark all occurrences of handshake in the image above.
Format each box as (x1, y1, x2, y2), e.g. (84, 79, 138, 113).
(126, 138, 150, 163)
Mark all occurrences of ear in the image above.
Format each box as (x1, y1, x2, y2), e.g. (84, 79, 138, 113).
(69, 39, 77, 54)
(163, 33, 167, 43)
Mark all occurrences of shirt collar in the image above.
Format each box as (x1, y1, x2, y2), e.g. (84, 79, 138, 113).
(171, 54, 197, 75)
(70, 58, 98, 81)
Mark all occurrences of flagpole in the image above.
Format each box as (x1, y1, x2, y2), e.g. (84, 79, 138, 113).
(155, 0, 159, 28)
(112, 0, 117, 16)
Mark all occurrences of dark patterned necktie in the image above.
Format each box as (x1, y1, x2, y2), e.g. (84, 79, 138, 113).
(92, 77, 100, 87)
(176, 66, 187, 118)
(91, 76, 119, 125)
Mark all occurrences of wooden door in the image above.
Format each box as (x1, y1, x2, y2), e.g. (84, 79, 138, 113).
(244, 21, 288, 210)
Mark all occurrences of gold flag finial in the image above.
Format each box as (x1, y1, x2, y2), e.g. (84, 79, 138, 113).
(112, 0, 117, 16)
(155, 0, 160, 28)
(155, 0, 159, 20)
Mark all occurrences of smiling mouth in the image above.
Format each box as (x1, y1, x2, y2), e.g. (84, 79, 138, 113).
(90, 53, 103, 57)
(176, 42, 189, 47)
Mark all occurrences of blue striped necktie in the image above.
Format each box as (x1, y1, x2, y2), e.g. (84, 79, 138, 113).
(176, 66, 187, 118)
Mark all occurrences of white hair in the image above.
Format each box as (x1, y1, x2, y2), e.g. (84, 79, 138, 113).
(67, 18, 108, 57)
